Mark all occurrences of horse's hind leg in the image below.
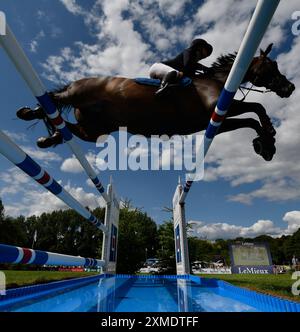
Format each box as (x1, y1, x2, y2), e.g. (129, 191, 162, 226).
(218, 118, 276, 161)
(36, 121, 94, 149)
(227, 101, 276, 136)
(17, 106, 45, 121)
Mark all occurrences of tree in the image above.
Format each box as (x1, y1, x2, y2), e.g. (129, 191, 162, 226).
(0, 199, 4, 221)
(156, 221, 176, 274)
(117, 207, 158, 274)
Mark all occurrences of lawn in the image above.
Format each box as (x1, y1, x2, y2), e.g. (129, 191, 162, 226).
(198, 273, 300, 302)
(1, 270, 99, 289)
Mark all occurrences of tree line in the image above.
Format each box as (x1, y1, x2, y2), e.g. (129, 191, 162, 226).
(0, 199, 299, 273)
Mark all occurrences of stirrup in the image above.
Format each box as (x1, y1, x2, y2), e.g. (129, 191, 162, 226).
(155, 82, 169, 96)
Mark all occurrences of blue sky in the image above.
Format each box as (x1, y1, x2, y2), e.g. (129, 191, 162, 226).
(0, 0, 300, 240)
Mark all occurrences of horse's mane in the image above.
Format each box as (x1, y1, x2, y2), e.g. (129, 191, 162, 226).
(209, 52, 237, 73)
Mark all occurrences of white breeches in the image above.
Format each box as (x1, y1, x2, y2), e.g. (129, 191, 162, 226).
(149, 63, 178, 80)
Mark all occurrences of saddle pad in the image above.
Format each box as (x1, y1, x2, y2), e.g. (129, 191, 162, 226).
(134, 77, 192, 87)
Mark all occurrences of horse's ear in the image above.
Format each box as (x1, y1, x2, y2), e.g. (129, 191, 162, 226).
(264, 43, 273, 56)
(260, 48, 265, 57)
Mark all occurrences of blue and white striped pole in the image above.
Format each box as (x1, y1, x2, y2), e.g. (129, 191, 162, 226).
(0, 130, 107, 233)
(0, 243, 104, 267)
(179, 0, 280, 203)
(0, 24, 109, 204)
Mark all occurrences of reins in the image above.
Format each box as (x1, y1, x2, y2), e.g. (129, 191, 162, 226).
(238, 84, 272, 102)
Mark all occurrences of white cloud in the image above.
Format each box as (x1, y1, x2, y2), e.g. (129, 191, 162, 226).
(29, 30, 46, 53)
(3, 130, 29, 143)
(189, 213, 300, 241)
(1, 166, 105, 217)
(157, 0, 192, 16)
(283, 211, 300, 234)
(59, 0, 86, 15)
(60, 152, 98, 173)
(21, 146, 62, 165)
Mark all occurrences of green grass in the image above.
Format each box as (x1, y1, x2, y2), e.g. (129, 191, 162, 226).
(197, 273, 300, 302)
(0, 270, 99, 289)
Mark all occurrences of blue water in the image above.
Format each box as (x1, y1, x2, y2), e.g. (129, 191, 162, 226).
(1, 277, 262, 312)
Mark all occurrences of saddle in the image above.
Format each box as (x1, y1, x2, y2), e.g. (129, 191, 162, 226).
(134, 77, 192, 88)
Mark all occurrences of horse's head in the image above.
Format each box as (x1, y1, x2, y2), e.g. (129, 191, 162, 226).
(249, 44, 295, 98)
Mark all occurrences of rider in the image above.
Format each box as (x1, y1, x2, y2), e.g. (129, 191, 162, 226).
(149, 39, 213, 96)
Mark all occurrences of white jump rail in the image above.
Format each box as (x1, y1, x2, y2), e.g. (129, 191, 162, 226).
(0, 130, 107, 233)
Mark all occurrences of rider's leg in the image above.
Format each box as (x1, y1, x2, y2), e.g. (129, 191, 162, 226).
(155, 71, 183, 96)
(149, 63, 175, 80)
(149, 63, 182, 96)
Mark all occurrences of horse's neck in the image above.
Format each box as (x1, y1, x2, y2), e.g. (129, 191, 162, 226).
(210, 71, 228, 85)
(209, 67, 250, 86)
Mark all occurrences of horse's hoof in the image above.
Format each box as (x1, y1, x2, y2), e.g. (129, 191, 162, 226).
(37, 137, 54, 149)
(37, 132, 63, 149)
(262, 150, 275, 162)
(253, 136, 276, 161)
(253, 137, 263, 155)
(17, 106, 44, 121)
(17, 107, 35, 121)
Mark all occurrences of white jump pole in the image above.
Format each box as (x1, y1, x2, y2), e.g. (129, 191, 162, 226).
(174, 0, 280, 275)
(0, 243, 105, 267)
(0, 130, 107, 233)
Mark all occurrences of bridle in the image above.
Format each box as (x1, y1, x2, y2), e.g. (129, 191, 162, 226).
(238, 84, 271, 102)
(238, 58, 276, 101)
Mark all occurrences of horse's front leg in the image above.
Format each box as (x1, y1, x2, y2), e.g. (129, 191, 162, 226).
(227, 100, 276, 136)
(218, 118, 276, 161)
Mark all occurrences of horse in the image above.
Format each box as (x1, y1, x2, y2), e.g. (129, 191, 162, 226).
(17, 44, 295, 161)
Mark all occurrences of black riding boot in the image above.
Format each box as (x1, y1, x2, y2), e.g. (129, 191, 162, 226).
(17, 105, 45, 121)
(155, 71, 181, 97)
(37, 131, 63, 149)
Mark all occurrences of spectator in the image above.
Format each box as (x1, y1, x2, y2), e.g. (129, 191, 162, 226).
(292, 255, 298, 269)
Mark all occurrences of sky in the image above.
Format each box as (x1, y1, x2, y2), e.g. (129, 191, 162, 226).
(0, 0, 300, 240)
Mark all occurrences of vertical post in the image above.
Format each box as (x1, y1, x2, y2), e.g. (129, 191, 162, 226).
(102, 183, 120, 274)
(179, 0, 281, 204)
(173, 184, 190, 275)
(177, 279, 193, 311)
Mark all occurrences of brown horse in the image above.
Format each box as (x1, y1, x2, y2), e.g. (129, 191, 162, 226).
(18, 44, 295, 161)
